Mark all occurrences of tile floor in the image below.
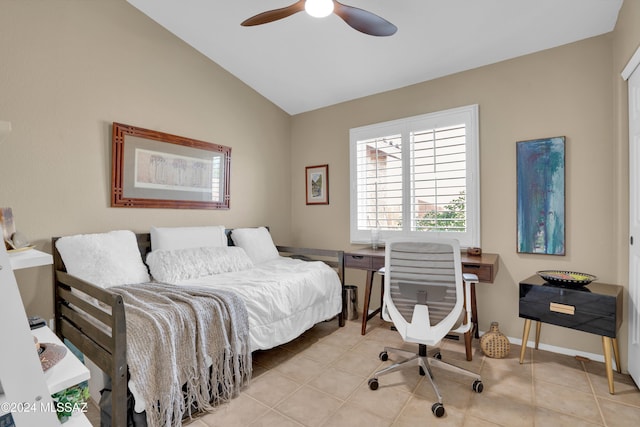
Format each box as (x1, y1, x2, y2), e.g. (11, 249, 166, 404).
(89, 316, 640, 426)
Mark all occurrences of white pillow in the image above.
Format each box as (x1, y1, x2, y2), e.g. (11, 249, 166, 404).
(150, 225, 227, 251)
(230, 227, 279, 265)
(146, 246, 254, 284)
(55, 230, 150, 288)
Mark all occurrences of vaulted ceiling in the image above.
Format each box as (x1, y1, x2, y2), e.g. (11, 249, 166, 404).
(127, 0, 623, 115)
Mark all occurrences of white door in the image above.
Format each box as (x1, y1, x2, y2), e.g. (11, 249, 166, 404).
(628, 57, 640, 387)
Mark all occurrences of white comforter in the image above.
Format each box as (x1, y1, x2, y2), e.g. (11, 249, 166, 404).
(126, 256, 341, 413)
(176, 256, 342, 351)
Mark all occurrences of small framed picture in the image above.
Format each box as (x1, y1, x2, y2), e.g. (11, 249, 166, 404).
(305, 164, 329, 205)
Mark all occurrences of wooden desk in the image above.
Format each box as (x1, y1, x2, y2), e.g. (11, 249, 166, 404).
(518, 275, 622, 394)
(344, 248, 499, 360)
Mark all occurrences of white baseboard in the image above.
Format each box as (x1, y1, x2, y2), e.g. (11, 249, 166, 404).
(481, 330, 617, 371)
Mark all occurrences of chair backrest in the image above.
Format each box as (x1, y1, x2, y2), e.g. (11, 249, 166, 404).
(383, 238, 464, 345)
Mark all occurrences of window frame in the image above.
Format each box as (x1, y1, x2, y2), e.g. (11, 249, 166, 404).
(349, 104, 480, 248)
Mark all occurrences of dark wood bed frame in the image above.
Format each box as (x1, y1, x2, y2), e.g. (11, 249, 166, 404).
(52, 231, 345, 426)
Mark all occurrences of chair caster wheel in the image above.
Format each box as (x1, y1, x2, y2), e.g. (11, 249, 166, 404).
(379, 351, 388, 361)
(368, 378, 379, 390)
(432, 402, 445, 417)
(472, 379, 484, 393)
(433, 352, 442, 360)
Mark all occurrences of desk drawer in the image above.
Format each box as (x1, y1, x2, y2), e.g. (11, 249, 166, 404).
(345, 254, 372, 269)
(371, 256, 385, 271)
(461, 263, 493, 282)
(519, 301, 616, 337)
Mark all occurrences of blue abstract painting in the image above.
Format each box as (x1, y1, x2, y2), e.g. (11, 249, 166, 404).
(517, 137, 565, 255)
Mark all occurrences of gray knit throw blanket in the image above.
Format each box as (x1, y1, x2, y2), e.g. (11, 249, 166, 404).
(109, 281, 251, 427)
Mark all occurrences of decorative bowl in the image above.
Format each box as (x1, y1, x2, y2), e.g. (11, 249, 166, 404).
(537, 270, 597, 287)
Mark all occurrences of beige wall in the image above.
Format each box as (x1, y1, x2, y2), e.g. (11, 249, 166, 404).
(0, 1, 291, 320)
(1, 0, 639, 371)
(291, 3, 640, 370)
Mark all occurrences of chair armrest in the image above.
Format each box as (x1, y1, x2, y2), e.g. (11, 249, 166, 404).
(463, 273, 479, 283)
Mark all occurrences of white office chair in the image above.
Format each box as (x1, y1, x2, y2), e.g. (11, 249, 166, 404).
(367, 238, 483, 417)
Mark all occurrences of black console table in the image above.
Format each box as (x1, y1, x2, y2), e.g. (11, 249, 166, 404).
(518, 274, 622, 394)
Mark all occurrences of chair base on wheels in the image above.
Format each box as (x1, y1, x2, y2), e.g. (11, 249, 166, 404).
(368, 343, 483, 417)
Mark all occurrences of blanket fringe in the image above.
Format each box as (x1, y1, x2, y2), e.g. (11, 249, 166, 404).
(110, 282, 251, 427)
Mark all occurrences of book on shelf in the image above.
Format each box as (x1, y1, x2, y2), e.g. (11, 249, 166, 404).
(0, 413, 16, 427)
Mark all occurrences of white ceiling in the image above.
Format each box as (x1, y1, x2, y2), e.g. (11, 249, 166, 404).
(126, 0, 623, 115)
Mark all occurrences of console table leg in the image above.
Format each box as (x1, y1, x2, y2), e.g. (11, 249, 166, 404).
(612, 337, 621, 373)
(520, 319, 532, 364)
(602, 336, 615, 394)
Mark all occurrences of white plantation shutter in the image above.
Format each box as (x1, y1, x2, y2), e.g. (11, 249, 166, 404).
(355, 134, 403, 231)
(350, 105, 479, 247)
(411, 124, 467, 232)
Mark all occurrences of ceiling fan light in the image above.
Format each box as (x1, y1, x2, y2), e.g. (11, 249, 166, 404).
(305, 0, 334, 18)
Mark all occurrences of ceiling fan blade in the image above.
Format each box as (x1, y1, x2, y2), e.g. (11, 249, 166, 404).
(241, 0, 306, 26)
(333, 1, 397, 36)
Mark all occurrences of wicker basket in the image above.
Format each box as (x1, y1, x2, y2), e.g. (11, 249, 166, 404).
(480, 322, 510, 358)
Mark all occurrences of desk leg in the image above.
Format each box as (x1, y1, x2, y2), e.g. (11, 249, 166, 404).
(470, 282, 479, 339)
(379, 274, 384, 319)
(535, 321, 541, 349)
(361, 270, 374, 335)
(463, 330, 472, 361)
(602, 336, 615, 394)
(461, 282, 473, 361)
(519, 319, 532, 364)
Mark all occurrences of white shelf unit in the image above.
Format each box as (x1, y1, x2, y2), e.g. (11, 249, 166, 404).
(34, 326, 92, 426)
(8, 248, 54, 270)
(1, 247, 91, 426)
(32, 327, 91, 395)
(0, 327, 92, 427)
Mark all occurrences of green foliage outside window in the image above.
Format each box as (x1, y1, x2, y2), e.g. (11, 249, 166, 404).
(416, 192, 466, 232)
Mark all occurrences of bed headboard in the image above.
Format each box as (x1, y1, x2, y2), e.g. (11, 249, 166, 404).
(53, 229, 242, 272)
(125, 227, 259, 257)
(103, 228, 258, 262)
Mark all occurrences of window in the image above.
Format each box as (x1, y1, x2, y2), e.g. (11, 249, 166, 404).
(349, 105, 480, 247)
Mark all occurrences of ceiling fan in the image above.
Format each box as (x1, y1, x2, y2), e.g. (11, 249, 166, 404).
(241, 0, 397, 37)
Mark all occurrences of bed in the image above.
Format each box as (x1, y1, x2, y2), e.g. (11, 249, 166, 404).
(52, 227, 345, 426)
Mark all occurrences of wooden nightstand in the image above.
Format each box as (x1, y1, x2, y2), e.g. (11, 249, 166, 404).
(518, 274, 622, 394)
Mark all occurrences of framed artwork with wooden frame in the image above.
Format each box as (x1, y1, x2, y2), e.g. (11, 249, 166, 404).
(111, 122, 231, 209)
(305, 164, 329, 205)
